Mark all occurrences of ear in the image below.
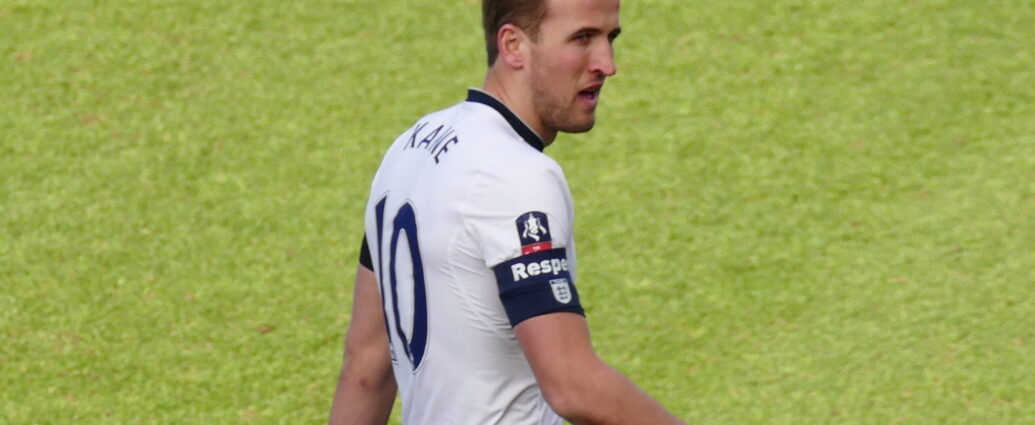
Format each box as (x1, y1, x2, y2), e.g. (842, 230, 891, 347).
(497, 23, 527, 69)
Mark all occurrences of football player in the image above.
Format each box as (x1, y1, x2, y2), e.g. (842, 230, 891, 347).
(330, 1, 687, 424)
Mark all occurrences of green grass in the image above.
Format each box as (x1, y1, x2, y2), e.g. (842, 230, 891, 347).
(3, 0, 1034, 424)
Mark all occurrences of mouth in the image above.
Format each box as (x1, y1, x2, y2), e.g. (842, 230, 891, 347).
(578, 85, 602, 106)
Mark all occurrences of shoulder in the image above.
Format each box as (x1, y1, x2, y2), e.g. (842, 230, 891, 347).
(463, 148, 572, 232)
(474, 150, 568, 200)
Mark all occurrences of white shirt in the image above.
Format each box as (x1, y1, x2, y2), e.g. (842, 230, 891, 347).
(363, 89, 582, 425)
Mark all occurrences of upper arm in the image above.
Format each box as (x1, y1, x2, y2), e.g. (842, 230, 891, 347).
(344, 264, 389, 360)
(469, 156, 606, 412)
(466, 155, 574, 268)
(467, 156, 584, 326)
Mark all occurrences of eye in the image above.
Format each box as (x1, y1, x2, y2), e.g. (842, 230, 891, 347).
(573, 32, 592, 43)
(607, 29, 621, 43)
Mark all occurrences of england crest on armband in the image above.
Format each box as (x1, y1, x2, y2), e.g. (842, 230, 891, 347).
(516, 211, 552, 255)
(549, 278, 572, 304)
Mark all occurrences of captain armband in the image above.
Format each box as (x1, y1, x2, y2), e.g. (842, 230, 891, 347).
(491, 248, 584, 327)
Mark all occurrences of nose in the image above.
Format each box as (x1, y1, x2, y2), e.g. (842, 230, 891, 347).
(590, 43, 617, 77)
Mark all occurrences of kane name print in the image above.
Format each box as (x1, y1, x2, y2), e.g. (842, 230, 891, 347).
(403, 121, 459, 164)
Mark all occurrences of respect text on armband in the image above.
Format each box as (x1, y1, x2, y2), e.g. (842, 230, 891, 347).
(510, 258, 569, 282)
(492, 248, 572, 291)
(492, 248, 582, 323)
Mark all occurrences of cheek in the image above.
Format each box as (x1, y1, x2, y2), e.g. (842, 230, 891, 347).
(555, 49, 587, 75)
(536, 47, 587, 77)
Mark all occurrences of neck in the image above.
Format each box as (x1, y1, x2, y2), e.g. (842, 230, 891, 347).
(482, 67, 556, 145)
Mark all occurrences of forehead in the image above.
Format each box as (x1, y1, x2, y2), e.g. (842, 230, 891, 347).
(541, 0, 621, 33)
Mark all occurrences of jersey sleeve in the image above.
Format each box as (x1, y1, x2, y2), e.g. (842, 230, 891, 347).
(358, 235, 373, 270)
(465, 156, 584, 326)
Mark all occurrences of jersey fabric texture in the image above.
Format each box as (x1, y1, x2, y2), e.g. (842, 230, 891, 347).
(362, 89, 584, 425)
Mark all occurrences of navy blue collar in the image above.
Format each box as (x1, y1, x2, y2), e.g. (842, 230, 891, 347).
(466, 89, 545, 152)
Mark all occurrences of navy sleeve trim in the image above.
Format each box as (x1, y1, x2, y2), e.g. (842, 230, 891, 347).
(359, 235, 373, 270)
(492, 248, 584, 326)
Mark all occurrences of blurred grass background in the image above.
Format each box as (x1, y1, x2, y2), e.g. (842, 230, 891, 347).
(2, 0, 1034, 423)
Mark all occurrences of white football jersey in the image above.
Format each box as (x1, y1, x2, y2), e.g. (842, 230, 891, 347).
(362, 89, 584, 425)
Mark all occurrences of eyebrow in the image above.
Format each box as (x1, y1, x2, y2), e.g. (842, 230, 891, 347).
(572, 26, 622, 39)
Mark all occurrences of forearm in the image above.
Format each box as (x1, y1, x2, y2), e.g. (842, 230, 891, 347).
(328, 354, 396, 425)
(517, 314, 686, 424)
(562, 361, 686, 425)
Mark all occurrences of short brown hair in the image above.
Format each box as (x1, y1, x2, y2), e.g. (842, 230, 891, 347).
(482, 0, 549, 66)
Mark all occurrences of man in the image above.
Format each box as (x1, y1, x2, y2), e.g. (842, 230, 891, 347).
(329, 1, 687, 424)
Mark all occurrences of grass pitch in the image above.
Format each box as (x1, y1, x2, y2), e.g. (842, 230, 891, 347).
(2, 1, 1034, 424)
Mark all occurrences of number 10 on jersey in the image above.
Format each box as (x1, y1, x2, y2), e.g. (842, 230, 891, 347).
(372, 197, 428, 371)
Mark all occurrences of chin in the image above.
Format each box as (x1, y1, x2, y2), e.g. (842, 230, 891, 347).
(550, 112, 596, 134)
(569, 123, 595, 133)
(563, 118, 596, 134)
